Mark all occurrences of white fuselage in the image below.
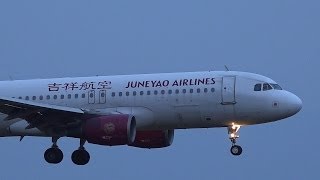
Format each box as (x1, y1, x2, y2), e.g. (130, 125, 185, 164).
(0, 71, 302, 137)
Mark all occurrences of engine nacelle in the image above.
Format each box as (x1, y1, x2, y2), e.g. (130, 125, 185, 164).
(84, 114, 136, 146)
(129, 130, 174, 149)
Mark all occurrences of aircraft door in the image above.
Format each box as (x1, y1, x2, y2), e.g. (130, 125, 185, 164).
(99, 90, 106, 104)
(221, 76, 236, 105)
(88, 90, 95, 104)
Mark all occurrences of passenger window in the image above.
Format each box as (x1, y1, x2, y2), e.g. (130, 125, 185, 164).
(112, 92, 116, 97)
(25, 96, 29, 100)
(140, 91, 144, 96)
(190, 89, 194, 93)
(182, 89, 187, 94)
(168, 90, 172, 94)
(211, 88, 215, 93)
(47, 95, 50, 100)
(154, 90, 158, 95)
(68, 94, 72, 99)
(75, 94, 79, 99)
(39, 96, 43, 100)
(175, 89, 179, 94)
(254, 84, 262, 91)
(32, 96, 36, 100)
(53, 95, 58, 100)
(126, 92, 130, 96)
(204, 88, 208, 93)
(61, 95, 65, 99)
(161, 90, 165, 95)
(147, 91, 151, 95)
(119, 92, 123, 97)
(263, 83, 272, 91)
(197, 88, 201, 93)
(133, 91, 137, 96)
(82, 94, 86, 98)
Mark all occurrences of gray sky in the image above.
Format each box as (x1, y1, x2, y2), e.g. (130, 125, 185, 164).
(0, 0, 318, 179)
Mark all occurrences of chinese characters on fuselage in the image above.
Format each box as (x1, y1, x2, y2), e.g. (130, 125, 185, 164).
(125, 78, 216, 89)
(48, 81, 112, 92)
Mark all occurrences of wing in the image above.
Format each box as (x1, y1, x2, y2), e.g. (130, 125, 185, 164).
(0, 97, 85, 136)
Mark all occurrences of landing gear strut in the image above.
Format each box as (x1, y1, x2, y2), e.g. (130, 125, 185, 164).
(228, 124, 243, 156)
(44, 137, 63, 164)
(71, 139, 90, 165)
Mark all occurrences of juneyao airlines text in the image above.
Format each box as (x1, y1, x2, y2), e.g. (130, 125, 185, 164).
(125, 78, 216, 89)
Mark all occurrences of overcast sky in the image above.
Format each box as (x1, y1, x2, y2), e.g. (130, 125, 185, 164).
(0, 0, 318, 179)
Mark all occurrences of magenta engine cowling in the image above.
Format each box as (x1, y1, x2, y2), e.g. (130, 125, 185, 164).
(84, 114, 136, 146)
(129, 130, 174, 149)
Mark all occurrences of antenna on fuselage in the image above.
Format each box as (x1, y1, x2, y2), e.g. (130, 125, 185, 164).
(19, 136, 24, 142)
(224, 65, 230, 71)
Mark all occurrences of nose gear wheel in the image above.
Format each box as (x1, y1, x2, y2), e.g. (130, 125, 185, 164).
(228, 124, 243, 156)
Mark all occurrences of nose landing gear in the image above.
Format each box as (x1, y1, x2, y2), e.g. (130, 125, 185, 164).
(228, 124, 243, 156)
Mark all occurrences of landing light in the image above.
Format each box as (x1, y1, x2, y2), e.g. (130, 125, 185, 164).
(231, 123, 241, 131)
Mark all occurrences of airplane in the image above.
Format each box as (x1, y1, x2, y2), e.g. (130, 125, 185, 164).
(0, 71, 302, 165)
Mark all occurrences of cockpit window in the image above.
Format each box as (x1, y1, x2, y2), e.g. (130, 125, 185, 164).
(270, 84, 283, 90)
(254, 84, 262, 91)
(263, 83, 273, 91)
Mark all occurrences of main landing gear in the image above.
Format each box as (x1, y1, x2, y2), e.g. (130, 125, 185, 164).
(44, 138, 90, 165)
(44, 137, 63, 164)
(71, 139, 90, 165)
(228, 124, 243, 156)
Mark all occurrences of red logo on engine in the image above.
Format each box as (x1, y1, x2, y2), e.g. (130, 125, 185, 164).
(103, 123, 115, 134)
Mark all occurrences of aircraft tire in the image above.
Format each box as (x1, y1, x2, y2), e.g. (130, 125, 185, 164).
(230, 145, 243, 156)
(71, 149, 90, 165)
(44, 147, 64, 164)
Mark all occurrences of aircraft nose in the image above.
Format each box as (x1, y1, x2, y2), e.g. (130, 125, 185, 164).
(285, 92, 302, 116)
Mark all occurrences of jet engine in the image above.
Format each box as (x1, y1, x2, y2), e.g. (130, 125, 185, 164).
(129, 130, 174, 149)
(83, 114, 136, 146)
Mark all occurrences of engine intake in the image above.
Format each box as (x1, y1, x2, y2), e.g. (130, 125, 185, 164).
(129, 130, 174, 149)
(84, 114, 136, 146)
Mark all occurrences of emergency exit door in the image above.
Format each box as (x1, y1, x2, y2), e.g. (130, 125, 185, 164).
(88, 90, 107, 104)
(221, 76, 236, 105)
(88, 90, 95, 104)
(99, 90, 106, 104)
